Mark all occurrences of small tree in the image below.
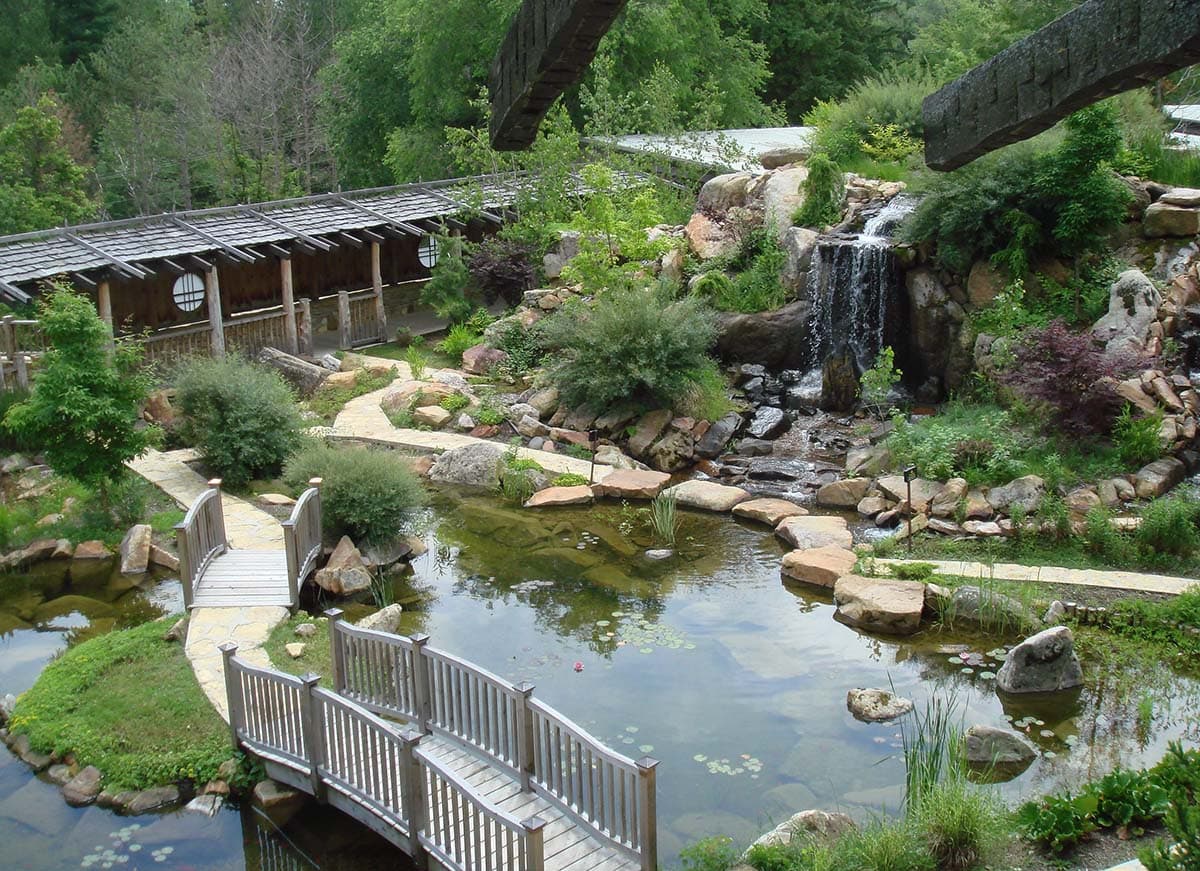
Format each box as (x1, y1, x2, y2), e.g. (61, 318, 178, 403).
(860, 345, 902, 417)
(3, 285, 157, 495)
(793, 152, 844, 228)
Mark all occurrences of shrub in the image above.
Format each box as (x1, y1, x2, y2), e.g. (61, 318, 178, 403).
(439, 393, 470, 413)
(437, 323, 483, 362)
(690, 271, 734, 302)
(1085, 506, 1137, 565)
(538, 283, 717, 409)
(175, 356, 303, 488)
(1017, 792, 1100, 854)
(421, 234, 474, 323)
(3, 285, 158, 494)
(713, 230, 789, 313)
(860, 346, 902, 416)
(490, 318, 546, 380)
(308, 368, 393, 421)
(886, 403, 1027, 485)
(552, 473, 590, 487)
(794, 152, 844, 228)
(806, 70, 934, 165)
(1001, 320, 1140, 438)
(283, 442, 425, 543)
(1141, 742, 1200, 871)
(677, 360, 736, 421)
(1135, 496, 1200, 559)
(836, 820, 935, 871)
(861, 123, 922, 163)
(468, 237, 534, 306)
(1114, 404, 1163, 467)
(405, 344, 429, 380)
(679, 836, 739, 871)
(0, 386, 36, 452)
(916, 778, 1004, 871)
(1090, 769, 1169, 836)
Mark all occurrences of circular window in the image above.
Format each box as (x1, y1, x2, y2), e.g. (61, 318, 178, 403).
(172, 273, 205, 312)
(418, 235, 440, 269)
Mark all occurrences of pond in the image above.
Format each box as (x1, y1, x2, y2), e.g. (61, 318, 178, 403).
(2, 494, 1199, 869)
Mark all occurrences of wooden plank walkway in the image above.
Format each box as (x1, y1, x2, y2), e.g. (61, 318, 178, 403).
(191, 549, 294, 608)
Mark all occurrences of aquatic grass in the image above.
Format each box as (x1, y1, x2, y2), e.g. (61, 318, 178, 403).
(650, 490, 679, 547)
(900, 692, 964, 810)
(914, 777, 1006, 871)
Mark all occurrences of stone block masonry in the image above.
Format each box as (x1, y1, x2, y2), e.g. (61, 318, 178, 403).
(924, 0, 1200, 170)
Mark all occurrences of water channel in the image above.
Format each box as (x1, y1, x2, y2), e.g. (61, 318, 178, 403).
(3, 491, 1199, 869)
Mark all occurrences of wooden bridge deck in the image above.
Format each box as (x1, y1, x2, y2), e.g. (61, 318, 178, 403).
(191, 549, 294, 608)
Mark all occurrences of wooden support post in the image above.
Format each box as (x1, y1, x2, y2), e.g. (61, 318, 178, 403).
(371, 241, 387, 342)
(208, 478, 227, 548)
(298, 298, 313, 356)
(299, 673, 326, 801)
(13, 354, 28, 389)
(324, 608, 346, 692)
(206, 267, 226, 358)
(219, 643, 242, 749)
(280, 257, 299, 355)
(97, 280, 113, 347)
(0, 315, 14, 357)
(175, 518, 194, 610)
(398, 729, 428, 869)
(337, 290, 351, 350)
(521, 816, 547, 871)
(410, 633, 432, 732)
(516, 681, 536, 791)
(636, 756, 659, 871)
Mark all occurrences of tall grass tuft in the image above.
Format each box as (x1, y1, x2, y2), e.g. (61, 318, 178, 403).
(915, 777, 1005, 871)
(900, 693, 964, 811)
(650, 490, 679, 547)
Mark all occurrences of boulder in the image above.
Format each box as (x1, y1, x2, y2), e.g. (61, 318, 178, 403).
(1091, 269, 1162, 354)
(313, 536, 372, 596)
(294, 623, 318, 638)
(944, 585, 1034, 632)
(121, 785, 181, 815)
(461, 344, 507, 375)
(749, 810, 855, 851)
(62, 766, 103, 807)
(592, 469, 671, 500)
(163, 618, 187, 642)
(646, 430, 694, 472)
(927, 518, 962, 535)
(257, 347, 328, 397)
(356, 603, 404, 635)
(714, 302, 812, 370)
(593, 445, 647, 470)
(759, 145, 811, 170)
(986, 475, 1045, 514)
(905, 267, 957, 388)
(257, 493, 295, 508)
(876, 475, 941, 513)
(697, 172, 754, 212)
(833, 575, 926, 635)
(930, 478, 968, 518)
(685, 212, 740, 260)
(1144, 201, 1200, 237)
(780, 227, 819, 291)
(996, 626, 1084, 694)
(526, 387, 560, 417)
(964, 490, 993, 519)
(627, 410, 673, 458)
(820, 354, 858, 412)
(759, 167, 809, 238)
(663, 480, 750, 512)
(815, 478, 871, 509)
(891, 512, 930, 539)
(429, 443, 505, 488)
(775, 516, 852, 550)
(1115, 378, 1159, 414)
(1159, 187, 1200, 206)
(694, 412, 742, 459)
(747, 407, 789, 440)
(252, 779, 307, 826)
(780, 546, 857, 588)
(360, 538, 413, 569)
(732, 498, 807, 526)
(966, 261, 1005, 308)
(845, 445, 891, 477)
(1134, 457, 1186, 498)
(524, 486, 594, 508)
(857, 496, 891, 518)
(143, 389, 176, 426)
(1064, 487, 1101, 516)
(412, 405, 451, 428)
(73, 540, 112, 560)
(962, 520, 1003, 536)
(846, 688, 914, 722)
(516, 415, 550, 439)
(962, 725, 1037, 771)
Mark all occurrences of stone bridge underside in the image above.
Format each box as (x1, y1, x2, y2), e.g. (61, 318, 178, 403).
(489, 0, 1200, 170)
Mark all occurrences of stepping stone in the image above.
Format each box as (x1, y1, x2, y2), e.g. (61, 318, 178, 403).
(733, 497, 808, 526)
(775, 515, 852, 550)
(524, 486, 594, 508)
(662, 480, 750, 512)
(591, 469, 670, 500)
(781, 546, 857, 588)
(833, 575, 925, 635)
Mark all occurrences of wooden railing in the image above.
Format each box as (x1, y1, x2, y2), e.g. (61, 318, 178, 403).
(221, 646, 546, 871)
(0, 315, 46, 390)
(175, 479, 228, 610)
(140, 320, 212, 364)
(282, 479, 323, 607)
(138, 300, 313, 364)
(325, 613, 658, 870)
(225, 303, 308, 359)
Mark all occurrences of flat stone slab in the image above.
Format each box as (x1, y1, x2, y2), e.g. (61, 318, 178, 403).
(524, 485, 594, 508)
(591, 469, 670, 500)
(775, 515, 852, 550)
(833, 575, 925, 636)
(781, 546, 857, 588)
(732, 497, 808, 526)
(663, 480, 750, 512)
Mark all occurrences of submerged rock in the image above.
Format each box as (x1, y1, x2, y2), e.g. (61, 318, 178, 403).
(996, 626, 1083, 694)
(846, 688, 914, 722)
(963, 724, 1037, 777)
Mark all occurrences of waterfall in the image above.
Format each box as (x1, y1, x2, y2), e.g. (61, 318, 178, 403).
(804, 194, 917, 374)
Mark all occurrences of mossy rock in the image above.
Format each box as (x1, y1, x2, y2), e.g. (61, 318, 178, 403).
(32, 595, 118, 625)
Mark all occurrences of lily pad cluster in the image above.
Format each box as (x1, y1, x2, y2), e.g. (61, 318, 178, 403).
(692, 752, 764, 779)
(606, 611, 695, 653)
(945, 647, 1007, 679)
(80, 826, 175, 868)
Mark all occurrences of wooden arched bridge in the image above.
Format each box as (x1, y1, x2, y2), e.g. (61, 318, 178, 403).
(175, 477, 323, 610)
(219, 611, 658, 871)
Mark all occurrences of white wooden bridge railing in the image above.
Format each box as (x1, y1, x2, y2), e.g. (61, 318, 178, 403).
(175, 478, 323, 611)
(221, 645, 548, 871)
(175, 479, 228, 610)
(324, 611, 658, 870)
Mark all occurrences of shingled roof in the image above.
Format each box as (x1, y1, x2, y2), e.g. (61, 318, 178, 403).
(0, 172, 548, 304)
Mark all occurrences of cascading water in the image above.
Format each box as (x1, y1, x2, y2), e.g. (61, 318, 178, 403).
(803, 194, 918, 376)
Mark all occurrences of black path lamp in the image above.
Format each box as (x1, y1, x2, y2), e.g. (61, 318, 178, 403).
(588, 429, 598, 484)
(903, 465, 917, 554)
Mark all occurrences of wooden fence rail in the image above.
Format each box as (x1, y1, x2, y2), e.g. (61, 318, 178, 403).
(324, 612, 657, 870)
(282, 479, 323, 607)
(221, 646, 547, 871)
(174, 480, 228, 610)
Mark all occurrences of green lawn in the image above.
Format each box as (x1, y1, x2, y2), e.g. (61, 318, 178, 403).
(264, 614, 335, 687)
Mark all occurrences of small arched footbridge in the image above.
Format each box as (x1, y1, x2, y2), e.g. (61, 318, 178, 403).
(175, 478, 323, 609)
(220, 612, 658, 871)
